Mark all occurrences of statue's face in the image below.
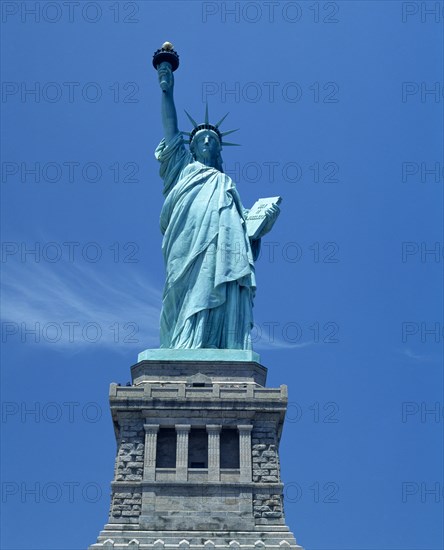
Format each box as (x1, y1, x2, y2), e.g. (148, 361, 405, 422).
(191, 130, 221, 166)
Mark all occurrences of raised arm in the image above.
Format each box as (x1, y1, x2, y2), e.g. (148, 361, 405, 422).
(158, 63, 179, 143)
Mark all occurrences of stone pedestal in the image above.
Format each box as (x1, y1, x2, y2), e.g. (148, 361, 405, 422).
(88, 350, 303, 550)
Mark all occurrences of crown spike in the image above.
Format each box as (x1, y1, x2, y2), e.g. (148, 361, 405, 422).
(204, 104, 209, 124)
(221, 141, 240, 147)
(184, 110, 198, 128)
(215, 112, 229, 128)
(221, 128, 239, 137)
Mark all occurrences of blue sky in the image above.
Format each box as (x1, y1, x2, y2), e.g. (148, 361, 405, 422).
(1, 1, 443, 549)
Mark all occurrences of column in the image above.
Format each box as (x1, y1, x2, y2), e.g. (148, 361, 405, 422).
(143, 424, 159, 481)
(175, 424, 191, 481)
(207, 425, 221, 482)
(238, 424, 253, 482)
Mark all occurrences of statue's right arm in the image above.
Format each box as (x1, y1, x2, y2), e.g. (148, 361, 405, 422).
(158, 63, 179, 143)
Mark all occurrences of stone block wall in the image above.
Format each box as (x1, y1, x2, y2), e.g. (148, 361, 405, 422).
(252, 424, 280, 483)
(253, 493, 284, 520)
(114, 420, 144, 482)
(252, 425, 284, 523)
(109, 489, 142, 523)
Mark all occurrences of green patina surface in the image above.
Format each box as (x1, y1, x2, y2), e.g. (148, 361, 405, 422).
(153, 54, 280, 351)
(138, 348, 261, 364)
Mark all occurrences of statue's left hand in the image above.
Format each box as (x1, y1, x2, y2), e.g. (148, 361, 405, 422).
(256, 204, 280, 239)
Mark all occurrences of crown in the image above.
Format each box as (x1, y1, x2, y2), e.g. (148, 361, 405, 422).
(182, 104, 240, 147)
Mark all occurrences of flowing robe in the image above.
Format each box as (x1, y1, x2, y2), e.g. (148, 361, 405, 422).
(155, 132, 259, 349)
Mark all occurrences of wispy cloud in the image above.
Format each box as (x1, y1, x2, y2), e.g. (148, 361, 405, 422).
(1, 261, 162, 353)
(2, 260, 315, 354)
(254, 338, 313, 351)
(400, 347, 439, 363)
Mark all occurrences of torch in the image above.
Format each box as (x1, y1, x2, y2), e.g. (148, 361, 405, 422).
(152, 42, 180, 92)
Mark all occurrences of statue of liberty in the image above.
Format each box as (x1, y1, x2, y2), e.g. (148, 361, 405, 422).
(154, 43, 280, 350)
